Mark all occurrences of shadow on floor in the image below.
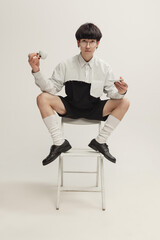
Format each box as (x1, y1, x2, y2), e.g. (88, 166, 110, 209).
(0, 181, 59, 214)
(0, 181, 101, 214)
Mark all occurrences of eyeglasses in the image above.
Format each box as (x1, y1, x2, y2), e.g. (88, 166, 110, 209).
(79, 40, 97, 48)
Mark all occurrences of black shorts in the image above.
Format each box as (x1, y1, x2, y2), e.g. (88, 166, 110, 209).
(57, 96, 109, 121)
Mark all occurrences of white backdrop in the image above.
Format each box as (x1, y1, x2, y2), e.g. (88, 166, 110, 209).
(0, 0, 160, 239)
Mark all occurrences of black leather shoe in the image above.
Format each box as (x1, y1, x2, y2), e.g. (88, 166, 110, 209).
(42, 139, 72, 166)
(88, 139, 116, 163)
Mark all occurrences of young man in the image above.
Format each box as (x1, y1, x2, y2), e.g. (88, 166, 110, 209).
(28, 23, 129, 166)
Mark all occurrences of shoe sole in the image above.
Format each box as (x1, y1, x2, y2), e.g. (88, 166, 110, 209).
(88, 142, 116, 163)
(43, 144, 72, 166)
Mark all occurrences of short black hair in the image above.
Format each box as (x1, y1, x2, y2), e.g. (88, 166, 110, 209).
(75, 23, 102, 41)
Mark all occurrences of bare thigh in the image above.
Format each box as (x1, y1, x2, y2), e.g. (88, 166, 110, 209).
(37, 92, 67, 115)
(102, 99, 124, 117)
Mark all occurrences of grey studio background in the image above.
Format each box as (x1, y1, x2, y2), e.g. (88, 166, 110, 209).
(0, 0, 160, 239)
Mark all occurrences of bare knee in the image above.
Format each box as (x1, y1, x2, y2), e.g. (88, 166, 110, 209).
(120, 97, 130, 111)
(36, 92, 52, 107)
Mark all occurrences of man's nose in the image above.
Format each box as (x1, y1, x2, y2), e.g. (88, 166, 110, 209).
(86, 42, 90, 48)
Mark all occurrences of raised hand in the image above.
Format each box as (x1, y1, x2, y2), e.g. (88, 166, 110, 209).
(114, 76, 128, 95)
(28, 52, 40, 73)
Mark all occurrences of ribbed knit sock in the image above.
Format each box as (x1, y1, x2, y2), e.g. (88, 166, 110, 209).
(96, 115, 120, 144)
(43, 114, 65, 146)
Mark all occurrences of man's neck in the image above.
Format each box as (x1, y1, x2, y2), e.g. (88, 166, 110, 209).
(80, 52, 93, 62)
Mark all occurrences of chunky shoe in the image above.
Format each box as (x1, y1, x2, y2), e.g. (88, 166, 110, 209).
(42, 139, 72, 166)
(88, 139, 116, 163)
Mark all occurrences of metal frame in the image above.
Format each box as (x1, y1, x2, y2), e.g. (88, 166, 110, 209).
(56, 118, 106, 211)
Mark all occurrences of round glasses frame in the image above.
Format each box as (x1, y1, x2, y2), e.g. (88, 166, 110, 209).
(79, 40, 97, 48)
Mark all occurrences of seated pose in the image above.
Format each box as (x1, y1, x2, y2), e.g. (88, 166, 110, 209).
(28, 22, 130, 166)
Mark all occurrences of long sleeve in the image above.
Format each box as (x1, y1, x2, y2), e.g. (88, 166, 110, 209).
(103, 65, 125, 99)
(31, 62, 65, 95)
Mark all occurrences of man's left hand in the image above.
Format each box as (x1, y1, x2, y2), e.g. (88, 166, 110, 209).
(114, 76, 128, 95)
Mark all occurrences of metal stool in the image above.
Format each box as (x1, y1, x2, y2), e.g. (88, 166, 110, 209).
(56, 117, 106, 211)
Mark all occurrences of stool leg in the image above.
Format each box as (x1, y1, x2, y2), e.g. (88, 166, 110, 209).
(61, 119, 64, 187)
(56, 155, 62, 210)
(61, 158, 63, 186)
(96, 157, 100, 187)
(100, 155, 106, 211)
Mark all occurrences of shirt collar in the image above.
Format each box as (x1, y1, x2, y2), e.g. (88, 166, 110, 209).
(78, 52, 95, 69)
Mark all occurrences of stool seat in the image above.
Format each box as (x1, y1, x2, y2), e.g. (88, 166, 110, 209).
(62, 117, 101, 125)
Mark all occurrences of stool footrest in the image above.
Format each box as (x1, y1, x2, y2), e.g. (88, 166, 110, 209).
(60, 186, 101, 192)
(63, 171, 97, 174)
(60, 148, 102, 157)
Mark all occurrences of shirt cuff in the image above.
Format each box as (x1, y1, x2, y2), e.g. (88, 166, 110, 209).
(31, 69, 41, 77)
(31, 69, 48, 91)
(121, 90, 127, 95)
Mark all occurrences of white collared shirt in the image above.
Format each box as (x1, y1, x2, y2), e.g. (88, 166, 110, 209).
(32, 52, 125, 99)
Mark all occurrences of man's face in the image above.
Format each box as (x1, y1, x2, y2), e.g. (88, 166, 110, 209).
(77, 39, 100, 56)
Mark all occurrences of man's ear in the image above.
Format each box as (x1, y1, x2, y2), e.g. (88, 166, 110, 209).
(77, 40, 80, 47)
(97, 40, 100, 48)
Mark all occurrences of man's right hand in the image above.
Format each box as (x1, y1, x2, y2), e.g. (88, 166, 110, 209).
(28, 52, 40, 73)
